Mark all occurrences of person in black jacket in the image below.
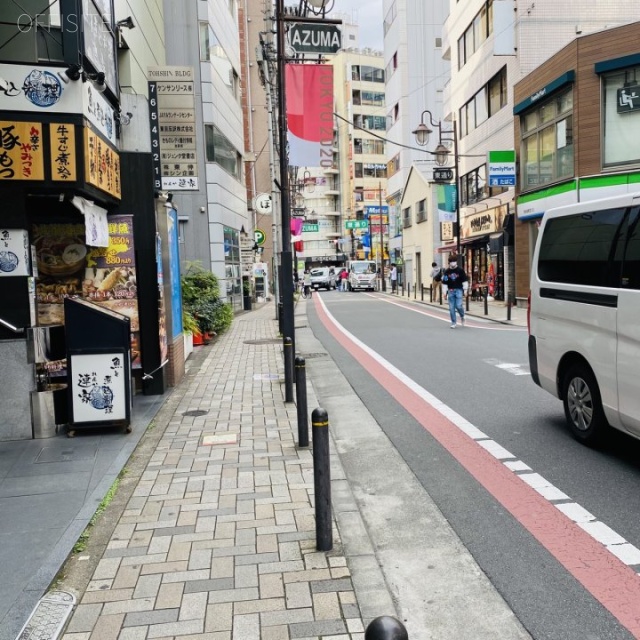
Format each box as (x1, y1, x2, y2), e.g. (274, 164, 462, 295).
(441, 255, 469, 328)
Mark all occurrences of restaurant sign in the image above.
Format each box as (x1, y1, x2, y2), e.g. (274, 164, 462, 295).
(0, 121, 44, 181)
(84, 128, 121, 199)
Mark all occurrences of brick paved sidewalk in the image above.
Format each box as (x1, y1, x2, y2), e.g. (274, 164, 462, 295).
(62, 302, 366, 640)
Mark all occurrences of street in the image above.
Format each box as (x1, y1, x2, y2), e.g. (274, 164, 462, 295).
(306, 290, 640, 640)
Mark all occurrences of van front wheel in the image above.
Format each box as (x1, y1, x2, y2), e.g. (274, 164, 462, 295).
(562, 365, 608, 445)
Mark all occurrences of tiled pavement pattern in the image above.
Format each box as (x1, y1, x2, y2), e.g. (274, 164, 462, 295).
(61, 303, 366, 640)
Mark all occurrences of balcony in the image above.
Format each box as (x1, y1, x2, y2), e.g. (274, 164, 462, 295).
(324, 189, 340, 197)
(323, 165, 340, 174)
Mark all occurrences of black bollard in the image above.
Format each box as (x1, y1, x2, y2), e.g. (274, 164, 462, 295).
(507, 294, 512, 321)
(484, 288, 489, 316)
(420, 283, 424, 301)
(414, 283, 417, 299)
(439, 285, 443, 306)
(407, 283, 411, 298)
(312, 408, 332, 551)
(365, 616, 409, 640)
(284, 337, 294, 403)
(466, 291, 470, 312)
(429, 285, 433, 303)
(295, 357, 309, 448)
(278, 302, 283, 335)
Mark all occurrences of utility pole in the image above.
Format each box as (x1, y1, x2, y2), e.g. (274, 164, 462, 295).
(275, 0, 295, 399)
(378, 181, 386, 291)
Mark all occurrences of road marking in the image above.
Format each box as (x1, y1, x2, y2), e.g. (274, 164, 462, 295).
(484, 358, 531, 375)
(313, 294, 640, 638)
(362, 294, 526, 331)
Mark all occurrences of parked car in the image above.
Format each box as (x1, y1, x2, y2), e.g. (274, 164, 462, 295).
(528, 192, 640, 445)
(310, 267, 336, 290)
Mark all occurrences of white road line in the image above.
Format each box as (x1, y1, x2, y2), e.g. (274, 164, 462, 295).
(316, 294, 640, 575)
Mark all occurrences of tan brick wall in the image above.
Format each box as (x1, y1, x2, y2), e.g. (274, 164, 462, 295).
(167, 335, 185, 387)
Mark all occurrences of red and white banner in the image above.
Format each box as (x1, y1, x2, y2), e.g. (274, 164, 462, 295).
(286, 64, 333, 168)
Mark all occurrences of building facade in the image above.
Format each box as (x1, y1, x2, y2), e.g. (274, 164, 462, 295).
(442, 0, 640, 304)
(513, 21, 640, 300)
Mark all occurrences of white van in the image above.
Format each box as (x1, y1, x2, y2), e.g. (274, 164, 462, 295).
(347, 260, 377, 291)
(528, 192, 640, 445)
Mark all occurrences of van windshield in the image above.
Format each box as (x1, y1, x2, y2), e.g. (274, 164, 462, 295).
(310, 269, 326, 276)
(352, 262, 376, 274)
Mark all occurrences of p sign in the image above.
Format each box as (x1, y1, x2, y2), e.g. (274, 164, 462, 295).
(254, 228, 266, 246)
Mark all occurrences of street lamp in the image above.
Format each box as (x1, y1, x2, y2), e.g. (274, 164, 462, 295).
(412, 110, 461, 257)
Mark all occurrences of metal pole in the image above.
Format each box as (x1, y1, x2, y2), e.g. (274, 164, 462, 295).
(284, 337, 294, 402)
(466, 291, 470, 312)
(429, 284, 433, 302)
(295, 357, 309, 447)
(507, 293, 512, 321)
(453, 119, 461, 258)
(312, 408, 332, 551)
(439, 284, 443, 306)
(484, 288, 489, 315)
(421, 283, 424, 301)
(276, 0, 295, 383)
(379, 181, 386, 291)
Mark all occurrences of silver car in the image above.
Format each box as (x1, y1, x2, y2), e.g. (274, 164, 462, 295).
(310, 267, 337, 290)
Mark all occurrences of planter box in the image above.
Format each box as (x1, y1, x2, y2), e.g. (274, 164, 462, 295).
(184, 332, 194, 359)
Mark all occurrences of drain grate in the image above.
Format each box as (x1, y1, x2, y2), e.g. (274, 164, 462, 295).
(182, 409, 209, 417)
(244, 339, 281, 345)
(300, 352, 327, 359)
(16, 591, 75, 640)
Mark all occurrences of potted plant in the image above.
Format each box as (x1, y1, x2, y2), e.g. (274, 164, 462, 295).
(181, 264, 234, 344)
(182, 308, 199, 354)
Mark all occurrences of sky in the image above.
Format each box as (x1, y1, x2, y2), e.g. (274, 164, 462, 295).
(331, 0, 384, 50)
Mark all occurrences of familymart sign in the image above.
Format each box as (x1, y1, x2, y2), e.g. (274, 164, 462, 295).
(488, 150, 516, 187)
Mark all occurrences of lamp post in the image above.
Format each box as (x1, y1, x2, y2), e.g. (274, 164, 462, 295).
(412, 110, 461, 258)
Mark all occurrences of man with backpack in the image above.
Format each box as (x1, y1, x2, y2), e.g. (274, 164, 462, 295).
(441, 256, 469, 328)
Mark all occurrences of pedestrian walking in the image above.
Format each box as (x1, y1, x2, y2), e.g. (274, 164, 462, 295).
(390, 263, 398, 293)
(303, 269, 312, 298)
(340, 267, 349, 291)
(442, 255, 468, 328)
(430, 261, 442, 299)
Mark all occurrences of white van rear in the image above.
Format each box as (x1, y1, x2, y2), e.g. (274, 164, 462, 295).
(528, 192, 640, 445)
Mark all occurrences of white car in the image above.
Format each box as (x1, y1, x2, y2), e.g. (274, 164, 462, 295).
(528, 192, 640, 445)
(310, 267, 336, 290)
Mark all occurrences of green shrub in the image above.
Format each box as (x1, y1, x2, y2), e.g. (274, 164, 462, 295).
(181, 264, 233, 335)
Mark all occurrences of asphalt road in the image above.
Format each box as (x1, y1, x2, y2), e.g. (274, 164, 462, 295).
(306, 290, 640, 640)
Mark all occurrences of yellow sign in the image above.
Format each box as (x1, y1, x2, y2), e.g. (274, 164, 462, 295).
(50, 124, 76, 182)
(0, 121, 45, 181)
(84, 128, 121, 199)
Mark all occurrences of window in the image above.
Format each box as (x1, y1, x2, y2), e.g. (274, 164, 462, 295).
(354, 163, 386, 178)
(354, 139, 385, 154)
(403, 206, 412, 228)
(384, 1, 397, 35)
(520, 88, 573, 190)
(352, 90, 384, 106)
(460, 166, 487, 206)
(224, 226, 241, 310)
(457, 0, 493, 69)
(621, 208, 640, 289)
(537, 208, 626, 287)
(459, 67, 506, 138)
(354, 115, 386, 131)
(199, 23, 239, 99)
(205, 125, 242, 179)
(351, 65, 384, 83)
(602, 65, 640, 167)
(416, 199, 427, 223)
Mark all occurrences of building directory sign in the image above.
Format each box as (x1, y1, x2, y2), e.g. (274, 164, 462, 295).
(147, 67, 199, 191)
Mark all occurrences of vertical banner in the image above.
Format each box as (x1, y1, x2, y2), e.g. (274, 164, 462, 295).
(437, 184, 457, 223)
(286, 65, 334, 167)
